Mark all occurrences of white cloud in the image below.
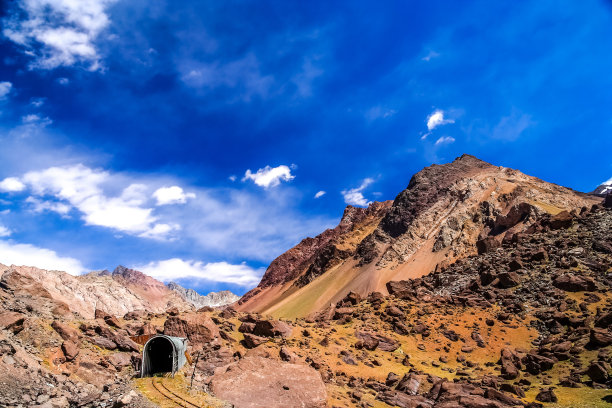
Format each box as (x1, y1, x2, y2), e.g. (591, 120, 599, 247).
(434, 136, 456, 146)
(10, 164, 176, 239)
(243, 165, 295, 188)
(135, 258, 264, 287)
(153, 186, 196, 206)
(0, 240, 86, 275)
(314, 190, 326, 199)
(228, 175, 237, 182)
(0, 225, 11, 237)
(0, 82, 13, 99)
(2, 0, 117, 70)
(422, 50, 440, 62)
(427, 109, 454, 131)
(30, 97, 45, 107)
(0, 177, 26, 192)
(342, 178, 374, 207)
(57, 77, 70, 85)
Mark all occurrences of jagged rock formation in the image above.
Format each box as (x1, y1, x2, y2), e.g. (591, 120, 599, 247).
(237, 155, 601, 318)
(167, 282, 239, 308)
(0, 264, 193, 319)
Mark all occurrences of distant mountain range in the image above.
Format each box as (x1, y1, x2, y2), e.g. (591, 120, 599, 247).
(167, 282, 239, 308)
(0, 264, 238, 318)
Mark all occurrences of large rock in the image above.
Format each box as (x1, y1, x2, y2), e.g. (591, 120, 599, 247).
(0, 311, 26, 331)
(51, 320, 80, 343)
(355, 331, 399, 352)
(376, 391, 433, 408)
(590, 328, 612, 348)
(252, 319, 293, 338)
(209, 357, 327, 408)
(163, 313, 219, 345)
(61, 340, 79, 361)
(552, 274, 596, 292)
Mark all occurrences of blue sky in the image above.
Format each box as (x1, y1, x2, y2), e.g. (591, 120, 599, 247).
(0, 0, 611, 295)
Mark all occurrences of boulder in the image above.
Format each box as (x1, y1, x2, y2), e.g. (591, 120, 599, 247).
(51, 321, 80, 343)
(496, 272, 520, 289)
(209, 357, 327, 408)
(355, 331, 399, 352)
(252, 320, 293, 338)
(549, 211, 573, 229)
(590, 328, 612, 348)
(552, 274, 596, 292)
(61, 340, 79, 361)
(163, 313, 219, 345)
(113, 334, 139, 352)
(535, 388, 557, 403)
(243, 333, 268, 349)
(0, 311, 26, 331)
(386, 281, 415, 299)
(476, 237, 500, 254)
(376, 391, 433, 408)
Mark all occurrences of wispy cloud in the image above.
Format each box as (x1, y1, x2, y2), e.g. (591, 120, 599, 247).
(0, 82, 13, 99)
(434, 136, 455, 146)
(0, 224, 11, 237)
(314, 190, 326, 199)
(342, 178, 374, 207)
(2, 0, 117, 70)
(243, 165, 295, 188)
(492, 110, 534, 141)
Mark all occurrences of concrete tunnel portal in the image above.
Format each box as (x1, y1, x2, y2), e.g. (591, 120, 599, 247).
(141, 334, 188, 377)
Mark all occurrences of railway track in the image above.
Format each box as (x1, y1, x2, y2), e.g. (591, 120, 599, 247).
(150, 377, 202, 408)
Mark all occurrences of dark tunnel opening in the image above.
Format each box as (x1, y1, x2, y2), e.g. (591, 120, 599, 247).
(145, 337, 174, 375)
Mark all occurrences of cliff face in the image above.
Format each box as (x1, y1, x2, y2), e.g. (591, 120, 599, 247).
(0, 264, 193, 318)
(167, 282, 239, 308)
(236, 154, 601, 318)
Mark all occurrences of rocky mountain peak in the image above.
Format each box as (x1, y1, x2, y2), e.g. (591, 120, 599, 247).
(166, 282, 239, 308)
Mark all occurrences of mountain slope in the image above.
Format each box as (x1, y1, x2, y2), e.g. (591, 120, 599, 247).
(167, 281, 239, 308)
(237, 154, 601, 318)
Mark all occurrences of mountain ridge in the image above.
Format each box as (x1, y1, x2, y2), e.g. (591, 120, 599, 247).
(236, 154, 602, 318)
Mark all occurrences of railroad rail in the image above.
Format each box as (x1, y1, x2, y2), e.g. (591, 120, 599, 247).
(150, 377, 202, 408)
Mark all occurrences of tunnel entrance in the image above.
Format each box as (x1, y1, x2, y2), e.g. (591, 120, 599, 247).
(141, 335, 188, 377)
(146, 337, 173, 374)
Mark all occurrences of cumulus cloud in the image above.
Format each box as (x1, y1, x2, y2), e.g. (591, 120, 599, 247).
(434, 136, 456, 146)
(0, 177, 26, 192)
(153, 186, 196, 206)
(243, 165, 295, 188)
(0, 240, 86, 275)
(2, 0, 117, 70)
(135, 258, 264, 287)
(7, 164, 177, 239)
(427, 109, 455, 131)
(342, 178, 374, 207)
(0, 82, 13, 99)
(0, 225, 11, 237)
(314, 190, 326, 199)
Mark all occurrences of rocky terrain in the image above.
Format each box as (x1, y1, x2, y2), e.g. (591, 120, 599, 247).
(167, 282, 239, 308)
(237, 155, 600, 318)
(0, 155, 609, 408)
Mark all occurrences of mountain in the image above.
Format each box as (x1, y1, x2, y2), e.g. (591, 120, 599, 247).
(167, 281, 239, 308)
(0, 264, 193, 319)
(236, 154, 601, 318)
(592, 178, 612, 196)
